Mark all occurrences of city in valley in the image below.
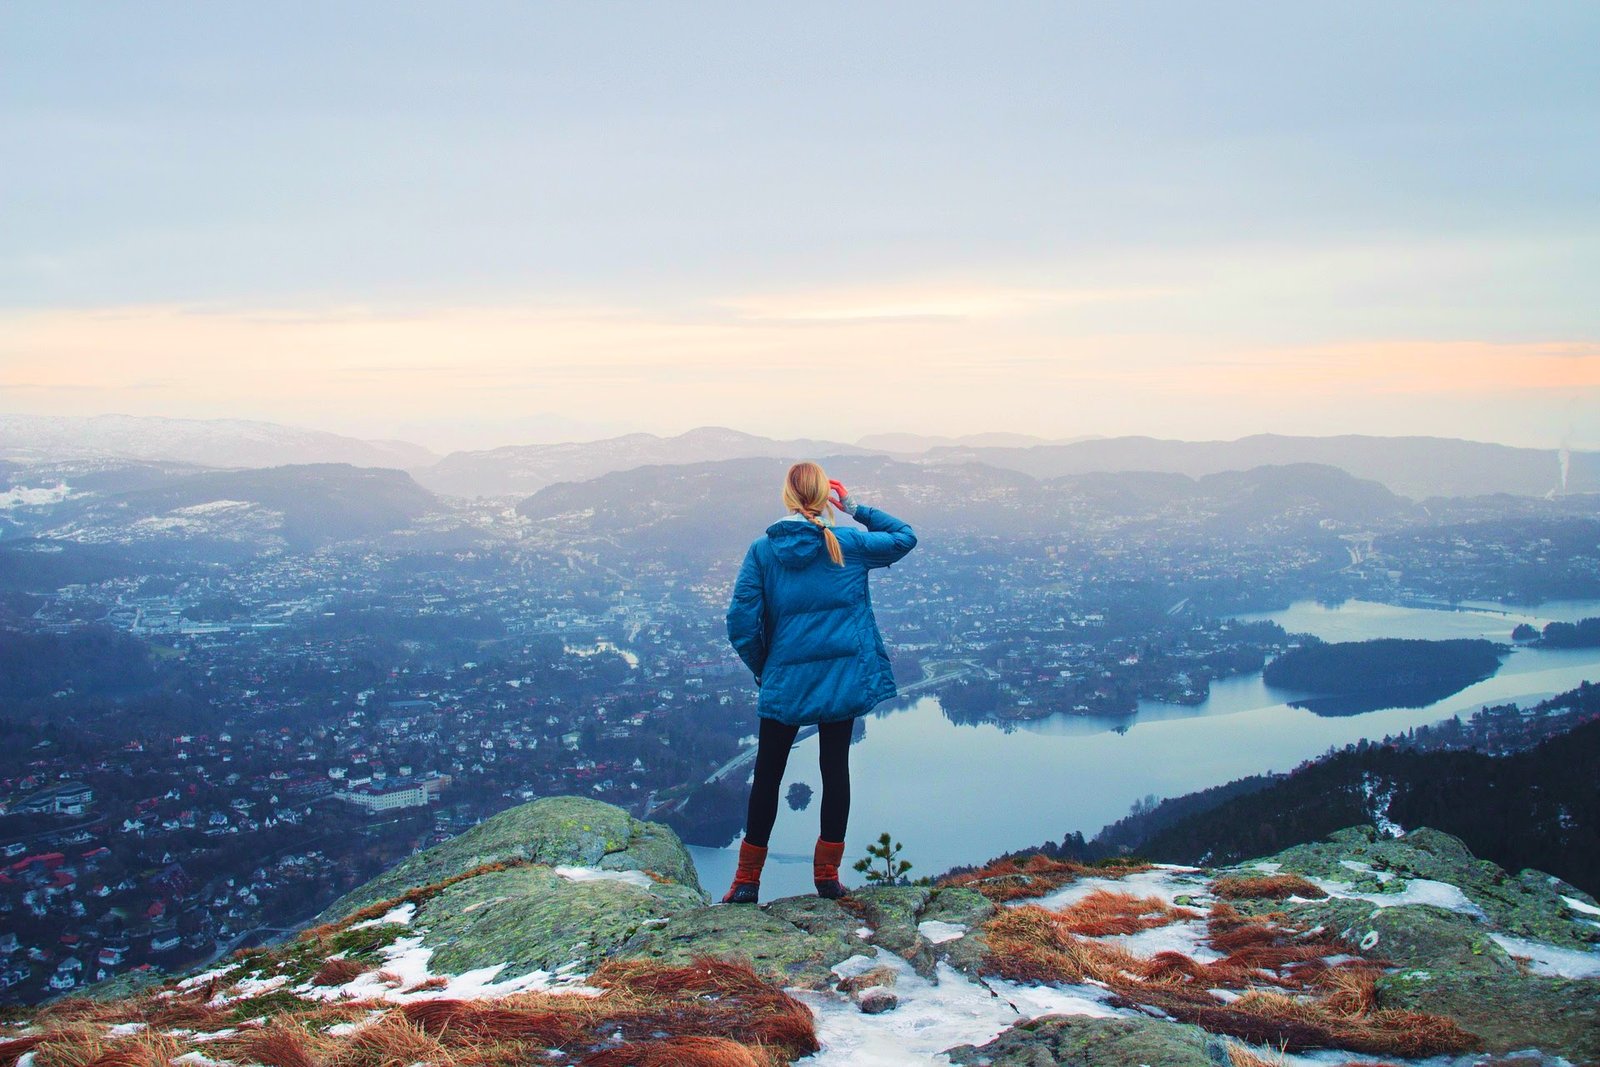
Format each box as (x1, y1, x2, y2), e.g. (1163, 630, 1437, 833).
(0, 429, 1596, 1004)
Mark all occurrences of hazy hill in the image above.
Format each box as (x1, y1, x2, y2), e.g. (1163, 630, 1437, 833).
(419, 426, 877, 498)
(514, 456, 1417, 568)
(8, 462, 437, 554)
(934, 433, 1596, 499)
(856, 431, 1098, 453)
(0, 413, 436, 470)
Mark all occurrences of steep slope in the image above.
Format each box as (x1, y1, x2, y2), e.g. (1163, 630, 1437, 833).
(22, 798, 1598, 1066)
(1137, 717, 1600, 895)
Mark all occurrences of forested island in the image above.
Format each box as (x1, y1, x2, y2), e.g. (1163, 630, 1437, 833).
(1262, 637, 1505, 715)
(1531, 616, 1600, 648)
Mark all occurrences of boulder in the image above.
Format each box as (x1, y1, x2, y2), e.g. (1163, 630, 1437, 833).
(1282, 899, 1519, 974)
(1377, 970, 1600, 1064)
(1250, 826, 1597, 948)
(413, 864, 704, 975)
(615, 899, 863, 988)
(312, 796, 702, 924)
(945, 1014, 1232, 1067)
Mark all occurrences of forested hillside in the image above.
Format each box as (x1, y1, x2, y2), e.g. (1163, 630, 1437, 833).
(1139, 717, 1600, 894)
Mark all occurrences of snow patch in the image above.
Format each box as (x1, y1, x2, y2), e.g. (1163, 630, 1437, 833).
(174, 499, 254, 515)
(348, 902, 415, 929)
(1489, 934, 1600, 979)
(106, 1022, 147, 1036)
(173, 964, 237, 991)
(916, 920, 967, 944)
(302, 934, 601, 1003)
(208, 973, 289, 1006)
(1309, 877, 1484, 917)
(1099, 919, 1223, 963)
(1339, 859, 1394, 883)
(0, 484, 71, 508)
(552, 865, 657, 890)
(1560, 894, 1600, 918)
(1029, 868, 1208, 912)
(793, 948, 1120, 1066)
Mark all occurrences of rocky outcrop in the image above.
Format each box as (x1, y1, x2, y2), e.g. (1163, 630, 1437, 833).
(1246, 824, 1598, 948)
(46, 802, 1600, 1067)
(311, 795, 701, 924)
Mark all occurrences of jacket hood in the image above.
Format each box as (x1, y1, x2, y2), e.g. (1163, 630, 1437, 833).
(765, 516, 825, 568)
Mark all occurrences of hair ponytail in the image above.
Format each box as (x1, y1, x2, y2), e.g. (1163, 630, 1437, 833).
(818, 524, 844, 567)
(782, 461, 845, 567)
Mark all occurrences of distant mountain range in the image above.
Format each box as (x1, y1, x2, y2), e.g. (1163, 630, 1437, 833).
(514, 454, 1421, 569)
(0, 414, 435, 470)
(928, 433, 1596, 499)
(415, 426, 877, 498)
(4, 414, 1595, 501)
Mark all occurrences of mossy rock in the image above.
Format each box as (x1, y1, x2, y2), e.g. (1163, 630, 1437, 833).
(764, 895, 864, 946)
(1252, 826, 1595, 949)
(945, 1014, 1232, 1067)
(313, 796, 702, 923)
(921, 886, 997, 929)
(850, 885, 936, 974)
(1376, 970, 1600, 1063)
(615, 898, 863, 989)
(415, 864, 704, 976)
(1283, 899, 1518, 974)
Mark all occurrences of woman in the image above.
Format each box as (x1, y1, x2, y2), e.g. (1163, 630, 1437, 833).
(722, 461, 918, 903)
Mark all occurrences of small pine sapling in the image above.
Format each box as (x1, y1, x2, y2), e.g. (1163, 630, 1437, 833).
(853, 831, 913, 886)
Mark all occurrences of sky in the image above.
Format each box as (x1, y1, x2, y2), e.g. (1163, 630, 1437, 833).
(2, 3, 1597, 452)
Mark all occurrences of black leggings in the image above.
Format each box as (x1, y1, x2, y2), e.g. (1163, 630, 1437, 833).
(743, 717, 852, 848)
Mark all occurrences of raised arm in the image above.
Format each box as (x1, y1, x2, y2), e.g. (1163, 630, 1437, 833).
(725, 543, 768, 681)
(850, 503, 917, 569)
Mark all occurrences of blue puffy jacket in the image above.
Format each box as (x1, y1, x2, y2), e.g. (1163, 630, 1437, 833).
(726, 504, 918, 726)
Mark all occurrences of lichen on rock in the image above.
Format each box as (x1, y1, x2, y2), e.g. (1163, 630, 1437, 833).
(312, 795, 703, 925)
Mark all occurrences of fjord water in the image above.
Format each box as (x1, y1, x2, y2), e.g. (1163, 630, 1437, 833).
(691, 598, 1600, 900)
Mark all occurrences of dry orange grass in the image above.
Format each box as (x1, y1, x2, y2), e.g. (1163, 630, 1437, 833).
(0, 1034, 48, 1067)
(939, 854, 1154, 903)
(398, 999, 586, 1046)
(214, 1018, 338, 1067)
(1212, 874, 1328, 901)
(25, 1022, 109, 1067)
(1226, 1044, 1288, 1067)
(591, 957, 818, 1060)
(313, 957, 375, 987)
(1054, 888, 1202, 936)
(400, 976, 450, 994)
(7, 956, 815, 1067)
(581, 1035, 769, 1066)
(80, 1030, 184, 1067)
(981, 899, 1479, 1057)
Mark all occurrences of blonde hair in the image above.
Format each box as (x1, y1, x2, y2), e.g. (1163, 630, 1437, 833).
(782, 461, 844, 567)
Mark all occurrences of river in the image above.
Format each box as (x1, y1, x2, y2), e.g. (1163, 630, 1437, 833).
(689, 597, 1600, 900)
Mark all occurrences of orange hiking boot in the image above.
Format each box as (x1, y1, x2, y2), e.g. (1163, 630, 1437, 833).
(814, 837, 848, 899)
(721, 840, 767, 904)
